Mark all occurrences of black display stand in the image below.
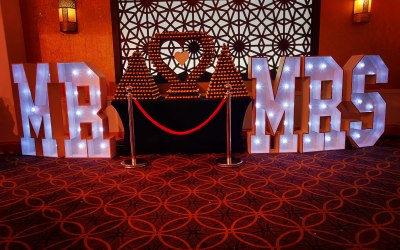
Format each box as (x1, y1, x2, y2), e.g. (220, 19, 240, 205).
(112, 97, 251, 154)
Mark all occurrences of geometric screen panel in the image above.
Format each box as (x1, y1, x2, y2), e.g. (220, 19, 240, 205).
(117, 0, 315, 80)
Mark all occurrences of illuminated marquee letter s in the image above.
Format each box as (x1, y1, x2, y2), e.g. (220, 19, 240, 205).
(342, 55, 388, 147)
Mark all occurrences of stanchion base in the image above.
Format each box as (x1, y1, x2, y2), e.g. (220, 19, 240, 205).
(216, 157, 243, 168)
(121, 159, 147, 169)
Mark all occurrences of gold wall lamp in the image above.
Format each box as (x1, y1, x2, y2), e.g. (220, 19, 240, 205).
(354, 0, 371, 23)
(59, 0, 77, 32)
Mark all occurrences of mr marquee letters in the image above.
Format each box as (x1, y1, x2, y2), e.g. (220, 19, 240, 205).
(11, 55, 387, 158)
(12, 63, 116, 158)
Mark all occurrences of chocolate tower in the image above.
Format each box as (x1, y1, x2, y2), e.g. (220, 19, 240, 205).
(206, 44, 249, 99)
(113, 51, 161, 101)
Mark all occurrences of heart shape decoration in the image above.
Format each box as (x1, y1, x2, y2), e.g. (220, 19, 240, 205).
(148, 31, 215, 85)
(159, 40, 199, 76)
(174, 51, 190, 66)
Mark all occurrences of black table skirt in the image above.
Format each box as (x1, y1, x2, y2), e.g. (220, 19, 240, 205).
(112, 97, 251, 154)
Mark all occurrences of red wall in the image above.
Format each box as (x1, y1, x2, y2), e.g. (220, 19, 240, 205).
(0, 0, 26, 146)
(319, 0, 400, 89)
(19, 0, 399, 90)
(20, 0, 115, 85)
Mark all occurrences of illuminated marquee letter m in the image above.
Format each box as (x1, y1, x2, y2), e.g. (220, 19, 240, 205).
(12, 63, 65, 157)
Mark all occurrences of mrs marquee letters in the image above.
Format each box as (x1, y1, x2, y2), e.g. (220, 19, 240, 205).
(11, 55, 388, 158)
(248, 55, 388, 153)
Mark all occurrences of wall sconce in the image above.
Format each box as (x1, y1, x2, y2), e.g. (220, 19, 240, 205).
(353, 0, 371, 23)
(59, 0, 77, 33)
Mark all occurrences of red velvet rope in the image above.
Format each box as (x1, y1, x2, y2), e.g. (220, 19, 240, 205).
(133, 98, 227, 136)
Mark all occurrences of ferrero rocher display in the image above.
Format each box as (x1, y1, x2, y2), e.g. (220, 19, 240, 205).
(113, 51, 161, 101)
(206, 44, 249, 99)
(148, 31, 215, 99)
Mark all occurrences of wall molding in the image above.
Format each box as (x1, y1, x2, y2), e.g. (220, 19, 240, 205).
(0, 141, 21, 154)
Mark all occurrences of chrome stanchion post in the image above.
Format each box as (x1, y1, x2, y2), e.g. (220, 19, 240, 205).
(121, 86, 147, 168)
(216, 84, 243, 167)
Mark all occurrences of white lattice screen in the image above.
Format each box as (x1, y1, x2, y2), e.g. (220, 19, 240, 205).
(117, 0, 315, 79)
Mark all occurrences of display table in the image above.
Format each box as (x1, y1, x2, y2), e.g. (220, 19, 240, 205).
(112, 97, 251, 154)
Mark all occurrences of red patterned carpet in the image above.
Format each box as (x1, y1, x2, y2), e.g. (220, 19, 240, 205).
(1, 138, 400, 249)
